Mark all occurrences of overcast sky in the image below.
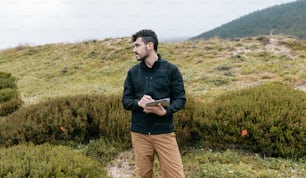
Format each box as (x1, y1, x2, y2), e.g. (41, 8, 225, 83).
(0, 0, 295, 50)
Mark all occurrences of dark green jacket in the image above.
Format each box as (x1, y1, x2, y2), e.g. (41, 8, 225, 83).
(122, 55, 186, 135)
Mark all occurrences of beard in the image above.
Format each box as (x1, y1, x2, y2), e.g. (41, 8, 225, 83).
(135, 48, 149, 61)
(137, 53, 149, 61)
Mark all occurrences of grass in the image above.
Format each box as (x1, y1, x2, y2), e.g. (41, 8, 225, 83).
(0, 35, 305, 105)
(1, 140, 304, 177)
(182, 149, 305, 178)
(106, 147, 306, 178)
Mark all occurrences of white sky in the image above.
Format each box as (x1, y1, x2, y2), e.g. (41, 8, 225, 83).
(0, 0, 295, 49)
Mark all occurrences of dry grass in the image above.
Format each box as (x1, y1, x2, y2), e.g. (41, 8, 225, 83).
(0, 35, 305, 105)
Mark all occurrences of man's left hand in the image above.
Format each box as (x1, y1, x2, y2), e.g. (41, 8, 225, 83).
(144, 103, 167, 116)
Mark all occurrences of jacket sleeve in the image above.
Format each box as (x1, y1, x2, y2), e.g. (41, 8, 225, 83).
(122, 71, 143, 111)
(165, 66, 186, 116)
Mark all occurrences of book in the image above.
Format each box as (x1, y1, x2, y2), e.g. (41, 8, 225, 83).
(145, 98, 170, 107)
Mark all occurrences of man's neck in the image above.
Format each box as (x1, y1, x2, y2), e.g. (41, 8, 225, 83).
(144, 53, 158, 68)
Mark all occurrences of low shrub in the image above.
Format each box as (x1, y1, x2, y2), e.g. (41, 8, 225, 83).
(0, 94, 131, 146)
(0, 143, 108, 177)
(0, 93, 194, 148)
(0, 72, 23, 116)
(0, 83, 304, 159)
(0, 88, 18, 103)
(0, 97, 23, 116)
(192, 82, 305, 158)
(0, 75, 16, 90)
(0, 72, 12, 78)
(173, 94, 196, 146)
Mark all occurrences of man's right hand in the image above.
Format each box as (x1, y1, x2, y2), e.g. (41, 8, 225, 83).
(138, 95, 153, 108)
(138, 95, 167, 116)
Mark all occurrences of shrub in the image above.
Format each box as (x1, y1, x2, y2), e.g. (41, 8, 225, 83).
(174, 94, 197, 146)
(192, 82, 305, 158)
(0, 72, 12, 78)
(0, 93, 194, 148)
(1, 83, 304, 159)
(0, 88, 18, 103)
(0, 72, 23, 116)
(0, 97, 23, 116)
(0, 72, 17, 86)
(0, 143, 108, 177)
(0, 94, 131, 146)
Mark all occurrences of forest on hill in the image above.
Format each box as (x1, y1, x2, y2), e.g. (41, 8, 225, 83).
(192, 0, 306, 40)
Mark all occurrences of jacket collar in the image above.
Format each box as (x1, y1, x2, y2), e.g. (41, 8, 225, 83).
(141, 54, 162, 70)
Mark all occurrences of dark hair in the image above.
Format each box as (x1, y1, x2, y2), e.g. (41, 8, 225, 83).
(132, 29, 158, 51)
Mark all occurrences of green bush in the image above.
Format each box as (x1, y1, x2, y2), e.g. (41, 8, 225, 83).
(0, 93, 193, 148)
(0, 97, 23, 116)
(192, 82, 305, 158)
(0, 72, 17, 90)
(0, 143, 108, 177)
(0, 88, 18, 103)
(0, 71, 12, 78)
(0, 94, 131, 146)
(0, 83, 304, 159)
(0, 72, 23, 116)
(172, 94, 196, 146)
(0, 78, 16, 90)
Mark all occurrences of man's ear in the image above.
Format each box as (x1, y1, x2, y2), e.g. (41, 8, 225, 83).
(147, 42, 154, 51)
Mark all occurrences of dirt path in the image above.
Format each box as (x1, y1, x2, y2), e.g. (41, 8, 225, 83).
(107, 149, 135, 178)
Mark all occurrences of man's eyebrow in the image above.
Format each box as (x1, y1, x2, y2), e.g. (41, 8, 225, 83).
(133, 42, 141, 46)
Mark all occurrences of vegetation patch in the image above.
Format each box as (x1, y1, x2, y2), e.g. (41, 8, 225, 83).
(0, 143, 107, 177)
(192, 83, 305, 159)
(0, 72, 23, 116)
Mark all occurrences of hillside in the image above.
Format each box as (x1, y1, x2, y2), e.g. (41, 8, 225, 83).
(192, 0, 306, 40)
(0, 35, 305, 105)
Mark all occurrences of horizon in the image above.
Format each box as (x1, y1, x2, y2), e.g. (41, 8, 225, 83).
(0, 0, 295, 50)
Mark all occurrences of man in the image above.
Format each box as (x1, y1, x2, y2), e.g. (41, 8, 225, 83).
(122, 29, 186, 178)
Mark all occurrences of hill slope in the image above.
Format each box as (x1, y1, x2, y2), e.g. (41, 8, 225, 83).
(0, 35, 305, 105)
(192, 0, 306, 40)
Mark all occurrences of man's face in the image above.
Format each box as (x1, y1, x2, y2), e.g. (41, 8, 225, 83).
(133, 37, 149, 61)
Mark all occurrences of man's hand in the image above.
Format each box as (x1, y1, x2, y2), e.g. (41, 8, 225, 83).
(138, 95, 153, 108)
(144, 103, 167, 116)
(138, 95, 167, 116)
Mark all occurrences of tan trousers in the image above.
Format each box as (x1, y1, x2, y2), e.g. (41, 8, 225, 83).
(131, 132, 185, 178)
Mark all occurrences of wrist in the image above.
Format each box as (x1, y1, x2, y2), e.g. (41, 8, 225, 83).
(160, 108, 167, 116)
(137, 100, 143, 108)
